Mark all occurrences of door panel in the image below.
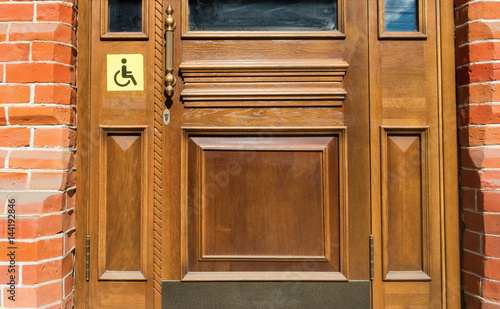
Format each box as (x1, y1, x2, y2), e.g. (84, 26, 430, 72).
(182, 129, 346, 279)
(162, 0, 370, 305)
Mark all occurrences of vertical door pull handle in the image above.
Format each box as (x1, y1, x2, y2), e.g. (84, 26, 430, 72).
(165, 5, 176, 97)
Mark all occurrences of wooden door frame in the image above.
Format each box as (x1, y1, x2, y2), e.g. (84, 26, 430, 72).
(75, 0, 90, 306)
(75, 0, 460, 307)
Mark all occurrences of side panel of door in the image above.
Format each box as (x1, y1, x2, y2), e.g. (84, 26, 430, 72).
(369, 0, 457, 307)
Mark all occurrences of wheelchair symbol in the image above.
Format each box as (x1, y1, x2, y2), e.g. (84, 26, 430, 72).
(114, 58, 137, 87)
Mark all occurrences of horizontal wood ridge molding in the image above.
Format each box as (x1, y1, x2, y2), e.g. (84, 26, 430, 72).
(179, 60, 349, 107)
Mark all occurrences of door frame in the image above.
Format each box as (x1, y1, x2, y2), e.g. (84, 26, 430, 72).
(75, 0, 460, 307)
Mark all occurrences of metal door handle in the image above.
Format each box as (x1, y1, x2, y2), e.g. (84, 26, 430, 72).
(165, 5, 176, 97)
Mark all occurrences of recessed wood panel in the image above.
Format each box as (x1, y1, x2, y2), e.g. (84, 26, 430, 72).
(181, 128, 346, 280)
(99, 127, 147, 280)
(202, 150, 325, 260)
(381, 127, 430, 281)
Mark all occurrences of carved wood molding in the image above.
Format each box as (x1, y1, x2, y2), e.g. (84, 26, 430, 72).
(179, 60, 349, 107)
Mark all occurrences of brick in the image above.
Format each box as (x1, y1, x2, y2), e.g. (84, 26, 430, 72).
(468, 21, 500, 43)
(462, 188, 476, 210)
(34, 127, 76, 148)
(464, 293, 482, 309)
(37, 237, 64, 261)
(468, 2, 500, 21)
(66, 189, 75, 209)
(460, 126, 500, 147)
(0, 241, 37, 262)
(0, 84, 31, 104)
(480, 170, 500, 189)
(478, 191, 500, 212)
(484, 214, 500, 235)
(456, 42, 500, 67)
(62, 208, 74, 232)
(464, 229, 482, 253)
(461, 148, 500, 168)
(3, 286, 37, 308)
(9, 150, 74, 170)
(461, 169, 481, 188)
(0, 127, 30, 147)
(462, 271, 481, 296)
(32, 42, 76, 64)
(459, 105, 500, 126)
(0, 64, 4, 82)
(0, 150, 8, 168)
(0, 265, 20, 285)
(30, 170, 75, 190)
(463, 251, 486, 277)
(62, 252, 73, 276)
(37, 3, 75, 25)
(485, 257, 500, 280)
(8, 23, 73, 45)
(456, 63, 500, 86)
(0, 172, 27, 190)
(35, 84, 76, 105)
(0, 24, 7, 41)
(0, 218, 38, 239)
(8, 106, 75, 125)
(64, 271, 74, 297)
(0, 3, 34, 22)
(464, 209, 485, 233)
(65, 229, 75, 254)
(0, 192, 65, 215)
(0, 43, 30, 61)
(23, 259, 63, 285)
(485, 235, 500, 257)
(0, 107, 6, 125)
(6, 62, 74, 84)
(38, 281, 64, 307)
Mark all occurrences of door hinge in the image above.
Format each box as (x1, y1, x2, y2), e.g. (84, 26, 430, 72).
(369, 235, 374, 280)
(86, 235, 90, 281)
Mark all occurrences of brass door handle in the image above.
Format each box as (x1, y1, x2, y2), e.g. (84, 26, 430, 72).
(165, 5, 176, 97)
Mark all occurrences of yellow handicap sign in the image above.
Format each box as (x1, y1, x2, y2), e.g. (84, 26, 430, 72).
(107, 54, 144, 91)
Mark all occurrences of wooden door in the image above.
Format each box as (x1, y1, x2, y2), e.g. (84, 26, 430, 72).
(76, 0, 459, 308)
(160, 0, 370, 307)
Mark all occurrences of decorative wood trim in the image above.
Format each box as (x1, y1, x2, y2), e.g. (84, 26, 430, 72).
(181, 0, 345, 39)
(98, 126, 148, 281)
(179, 60, 349, 107)
(100, 0, 149, 40)
(182, 272, 348, 281)
(439, 0, 460, 306)
(153, 0, 164, 301)
(180, 127, 348, 281)
(75, 0, 91, 306)
(380, 126, 431, 282)
(378, 0, 427, 39)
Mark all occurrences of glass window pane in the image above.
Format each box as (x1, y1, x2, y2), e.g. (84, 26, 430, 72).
(109, 0, 142, 32)
(384, 0, 417, 32)
(189, 0, 337, 31)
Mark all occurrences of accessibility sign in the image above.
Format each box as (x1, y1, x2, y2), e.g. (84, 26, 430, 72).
(107, 54, 144, 91)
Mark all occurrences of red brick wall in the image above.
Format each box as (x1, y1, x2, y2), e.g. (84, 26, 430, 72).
(0, 1, 76, 308)
(456, 0, 500, 307)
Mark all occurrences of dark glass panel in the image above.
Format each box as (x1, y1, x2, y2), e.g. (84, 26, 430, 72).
(109, 0, 142, 32)
(384, 0, 417, 32)
(189, 0, 337, 31)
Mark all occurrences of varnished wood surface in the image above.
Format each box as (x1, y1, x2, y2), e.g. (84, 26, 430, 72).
(76, 0, 460, 307)
(369, 0, 458, 306)
(181, 130, 345, 278)
(75, 0, 90, 307)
